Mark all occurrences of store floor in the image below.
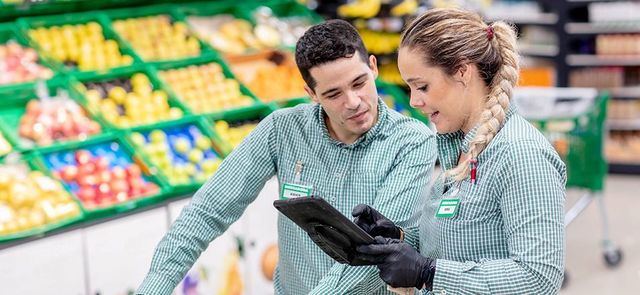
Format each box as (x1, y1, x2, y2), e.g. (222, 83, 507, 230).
(561, 174, 640, 294)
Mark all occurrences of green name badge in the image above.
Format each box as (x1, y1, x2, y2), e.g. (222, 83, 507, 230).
(435, 198, 460, 218)
(281, 183, 313, 200)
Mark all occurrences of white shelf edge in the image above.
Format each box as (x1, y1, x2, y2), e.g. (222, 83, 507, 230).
(519, 44, 559, 57)
(566, 22, 640, 34)
(607, 119, 640, 130)
(567, 54, 640, 66)
(485, 13, 558, 25)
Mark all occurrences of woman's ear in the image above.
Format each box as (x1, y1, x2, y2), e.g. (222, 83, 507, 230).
(454, 63, 472, 88)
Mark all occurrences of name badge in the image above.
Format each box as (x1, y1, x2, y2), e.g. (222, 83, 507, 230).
(280, 183, 313, 200)
(435, 198, 460, 218)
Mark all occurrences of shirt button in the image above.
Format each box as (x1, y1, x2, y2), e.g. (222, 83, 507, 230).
(334, 172, 342, 178)
(442, 290, 447, 295)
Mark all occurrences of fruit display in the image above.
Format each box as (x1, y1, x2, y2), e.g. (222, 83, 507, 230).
(596, 34, 640, 56)
(112, 15, 201, 62)
(261, 244, 278, 281)
(214, 120, 259, 149)
(0, 41, 54, 85)
(379, 61, 404, 86)
(82, 73, 183, 128)
(188, 8, 312, 56)
(229, 51, 306, 102)
(45, 144, 161, 210)
(359, 29, 400, 55)
(251, 6, 313, 48)
(0, 161, 81, 236)
(187, 15, 268, 55)
(219, 251, 243, 295)
(380, 91, 412, 118)
(338, 0, 381, 19)
(0, 134, 11, 156)
(14, 93, 102, 147)
(28, 22, 134, 71)
(129, 124, 222, 186)
(158, 63, 254, 114)
(609, 99, 640, 121)
(607, 131, 640, 163)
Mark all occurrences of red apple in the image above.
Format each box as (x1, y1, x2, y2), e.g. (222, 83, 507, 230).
(77, 174, 98, 187)
(75, 150, 92, 165)
(97, 170, 112, 183)
(110, 179, 129, 194)
(61, 165, 78, 182)
(95, 156, 110, 171)
(111, 166, 127, 180)
(78, 162, 96, 176)
(77, 186, 96, 201)
(126, 164, 142, 178)
(115, 192, 128, 202)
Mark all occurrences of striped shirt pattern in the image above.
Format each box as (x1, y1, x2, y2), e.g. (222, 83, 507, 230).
(137, 99, 437, 295)
(404, 106, 567, 295)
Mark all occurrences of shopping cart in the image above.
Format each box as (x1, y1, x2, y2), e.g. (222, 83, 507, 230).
(512, 87, 622, 288)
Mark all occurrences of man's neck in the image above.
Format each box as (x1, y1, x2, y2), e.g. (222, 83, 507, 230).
(325, 117, 361, 145)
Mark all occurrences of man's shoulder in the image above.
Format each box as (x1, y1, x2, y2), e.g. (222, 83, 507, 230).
(269, 103, 316, 125)
(384, 109, 435, 140)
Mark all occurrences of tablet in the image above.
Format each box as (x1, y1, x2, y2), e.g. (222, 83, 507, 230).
(273, 197, 375, 266)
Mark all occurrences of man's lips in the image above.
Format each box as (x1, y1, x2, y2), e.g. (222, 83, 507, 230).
(348, 110, 367, 120)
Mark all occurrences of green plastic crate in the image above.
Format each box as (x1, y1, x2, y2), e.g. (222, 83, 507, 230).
(525, 92, 609, 191)
(150, 54, 265, 117)
(207, 102, 277, 151)
(102, 4, 219, 65)
(17, 11, 143, 80)
(175, 1, 265, 56)
(34, 133, 172, 218)
(0, 22, 58, 93)
(0, 153, 85, 243)
(0, 1, 83, 22)
(278, 97, 312, 108)
(242, 0, 323, 50)
(0, 78, 110, 153)
(125, 115, 229, 195)
(67, 64, 189, 130)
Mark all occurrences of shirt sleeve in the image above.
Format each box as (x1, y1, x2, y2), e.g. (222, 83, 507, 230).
(432, 139, 566, 294)
(137, 114, 278, 295)
(310, 135, 437, 294)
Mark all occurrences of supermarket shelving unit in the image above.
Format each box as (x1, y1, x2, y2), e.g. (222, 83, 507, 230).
(554, 0, 640, 174)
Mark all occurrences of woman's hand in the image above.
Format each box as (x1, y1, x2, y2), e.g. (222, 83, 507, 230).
(352, 204, 402, 240)
(357, 237, 436, 290)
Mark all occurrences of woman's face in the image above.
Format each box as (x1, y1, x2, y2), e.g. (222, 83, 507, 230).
(398, 47, 476, 134)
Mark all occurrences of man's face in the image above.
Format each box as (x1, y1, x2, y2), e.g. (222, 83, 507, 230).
(305, 52, 379, 143)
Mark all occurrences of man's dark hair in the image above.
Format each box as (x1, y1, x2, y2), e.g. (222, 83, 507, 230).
(295, 19, 369, 91)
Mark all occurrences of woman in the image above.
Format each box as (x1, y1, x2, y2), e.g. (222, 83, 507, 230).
(353, 8, 566, 294)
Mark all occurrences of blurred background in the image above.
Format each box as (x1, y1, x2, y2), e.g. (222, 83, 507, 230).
(0, 0, 638, 294)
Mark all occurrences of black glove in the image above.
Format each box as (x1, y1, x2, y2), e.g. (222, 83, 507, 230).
(356, 237, 436, 290)
(352, 204, 402, 240)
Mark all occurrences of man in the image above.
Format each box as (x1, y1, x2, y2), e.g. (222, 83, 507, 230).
(138, 19, 436, 294)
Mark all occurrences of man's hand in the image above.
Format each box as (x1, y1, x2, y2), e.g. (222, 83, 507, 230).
(356, 237, 436, 290)
(352, 204, 402, 239)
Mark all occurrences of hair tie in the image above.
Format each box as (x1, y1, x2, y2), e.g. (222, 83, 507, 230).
(486, 25, 494, 41)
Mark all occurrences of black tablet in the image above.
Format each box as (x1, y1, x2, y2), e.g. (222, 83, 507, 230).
(273, 197, 375, 266)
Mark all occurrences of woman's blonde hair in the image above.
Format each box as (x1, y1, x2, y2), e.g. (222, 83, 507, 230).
(400, 8, 520, 182)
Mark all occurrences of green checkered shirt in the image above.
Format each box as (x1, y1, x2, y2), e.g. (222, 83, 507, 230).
(404, 106, 567, 294)
(138, 99, 437, 294)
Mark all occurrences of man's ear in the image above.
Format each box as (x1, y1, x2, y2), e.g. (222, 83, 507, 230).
(304, 84, 319, 103)
(369, 54, 379, 79)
